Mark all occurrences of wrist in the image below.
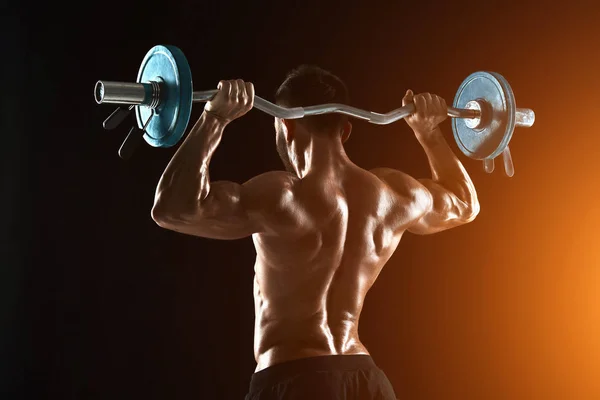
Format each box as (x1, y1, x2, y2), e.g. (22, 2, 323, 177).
(414, 127, 443, 144)
(202, 110, 230, 128)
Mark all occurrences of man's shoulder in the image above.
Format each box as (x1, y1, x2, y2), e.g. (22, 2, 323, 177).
(242, 171, 299, 210)
(244, 171, 298, 193)
(368, 166, 410, 180)
(367, 167, 426, 199)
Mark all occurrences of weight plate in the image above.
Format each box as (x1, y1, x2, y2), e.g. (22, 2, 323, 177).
(452, 71, 516, 160)
(135, 45, 193, 148)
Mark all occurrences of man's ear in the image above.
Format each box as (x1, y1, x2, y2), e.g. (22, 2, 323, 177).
(341, 121, 352, 143)
(282, 119, 295, 143)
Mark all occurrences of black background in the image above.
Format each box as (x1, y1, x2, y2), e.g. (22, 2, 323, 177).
(2, 1, 600, 399)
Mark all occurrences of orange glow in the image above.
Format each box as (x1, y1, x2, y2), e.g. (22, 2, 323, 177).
(351, 5, 600, 399)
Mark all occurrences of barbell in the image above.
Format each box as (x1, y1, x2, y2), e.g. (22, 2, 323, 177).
(94, 44, 535, 176)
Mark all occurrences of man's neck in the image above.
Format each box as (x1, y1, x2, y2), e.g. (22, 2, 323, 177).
(295, 137, 351, 179)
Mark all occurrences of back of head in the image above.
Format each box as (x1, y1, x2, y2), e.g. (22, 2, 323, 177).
(275, 65, 350, 138)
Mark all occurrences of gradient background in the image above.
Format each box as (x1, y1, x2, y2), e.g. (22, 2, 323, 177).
(2, 1, 599, 399)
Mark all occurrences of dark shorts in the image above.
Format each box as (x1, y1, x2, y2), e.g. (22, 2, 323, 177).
(245, 355, 397, 400)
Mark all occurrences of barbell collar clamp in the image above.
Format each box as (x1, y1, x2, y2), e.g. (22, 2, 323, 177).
(483, 158, 495, 174)
(118, 110, 154, 160)
(482, 145, 515, 177)
(502, 146, 514, 177)
(102, 104, 135, 130)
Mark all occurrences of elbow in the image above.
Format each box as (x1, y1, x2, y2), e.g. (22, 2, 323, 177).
(151, 200, 201, 228)
(463, 201, 481, 223)
(151, 200, 181, 227)
(151, 202, 171, 228)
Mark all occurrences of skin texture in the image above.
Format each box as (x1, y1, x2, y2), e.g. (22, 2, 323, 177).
(151, 80, 480, 372)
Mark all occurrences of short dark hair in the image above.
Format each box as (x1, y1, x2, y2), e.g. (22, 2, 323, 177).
(275, 65, 350, 136)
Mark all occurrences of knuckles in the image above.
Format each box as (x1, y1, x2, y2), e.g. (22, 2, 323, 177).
(207, 78, 255, 120)
(411, 92, 447, 118)
(221, 79, 254, 109)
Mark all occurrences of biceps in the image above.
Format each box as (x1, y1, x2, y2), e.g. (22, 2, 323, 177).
(407, 180, 476, 235)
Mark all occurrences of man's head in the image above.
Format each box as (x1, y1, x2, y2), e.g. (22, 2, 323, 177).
(273, 65, 352, 173)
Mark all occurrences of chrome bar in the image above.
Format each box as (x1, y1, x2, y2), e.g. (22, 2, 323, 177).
(192, 90, 218, 102)
(193, 90, 305, 119)
(95, 81, 151, 105)
(96, 81, 535, 127)
(516, 108, 535, 127)
(191, 90, 481, 124)
(448, 107, 480, 119)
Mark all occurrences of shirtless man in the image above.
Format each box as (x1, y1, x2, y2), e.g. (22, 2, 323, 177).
(151, 65, 479, 400)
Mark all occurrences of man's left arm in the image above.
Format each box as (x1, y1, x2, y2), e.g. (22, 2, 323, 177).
(151, 80, 290, 240)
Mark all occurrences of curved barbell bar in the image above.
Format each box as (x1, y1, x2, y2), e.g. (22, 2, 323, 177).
(94, 81, 535, 128)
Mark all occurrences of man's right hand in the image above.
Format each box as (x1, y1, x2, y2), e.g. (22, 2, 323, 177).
(402, 90, 448, 139)
(204, 79, 255, 125)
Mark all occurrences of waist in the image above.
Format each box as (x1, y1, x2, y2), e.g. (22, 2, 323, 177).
(255, 316, 361, 354)
(249, 354, 378, 393)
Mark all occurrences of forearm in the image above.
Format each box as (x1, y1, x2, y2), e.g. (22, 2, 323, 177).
(153, 111, 226, 213)
(416, 127, 478, 205)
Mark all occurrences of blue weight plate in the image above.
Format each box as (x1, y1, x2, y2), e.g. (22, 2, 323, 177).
(452, 71, 516, 160)
(135, 45, 193, 148)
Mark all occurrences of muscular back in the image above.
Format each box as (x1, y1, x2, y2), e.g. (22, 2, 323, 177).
(151, 84, 480, 374)
(251, 164, 427, 372)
